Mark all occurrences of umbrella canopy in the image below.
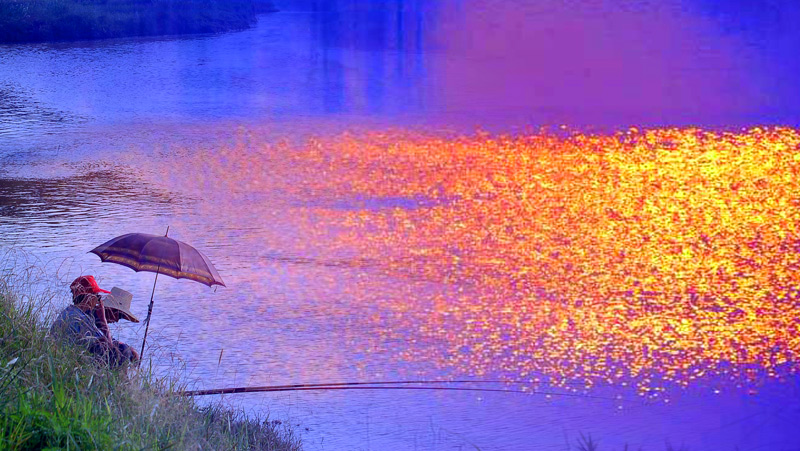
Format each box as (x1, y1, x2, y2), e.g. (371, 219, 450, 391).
(91, 233, 225, 287)
(90, 230, 224, 363)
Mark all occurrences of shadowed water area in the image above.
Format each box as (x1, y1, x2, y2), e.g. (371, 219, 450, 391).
(2, 1, 800, 449)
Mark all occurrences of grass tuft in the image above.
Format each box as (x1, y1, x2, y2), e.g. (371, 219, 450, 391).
(570, 433, 689, 451)
(576, 433, 600, 451)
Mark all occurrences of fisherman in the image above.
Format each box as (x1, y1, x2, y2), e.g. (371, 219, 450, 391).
(50, 275, 140, 368)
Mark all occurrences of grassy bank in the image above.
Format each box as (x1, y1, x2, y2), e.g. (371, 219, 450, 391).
(0, 0, 277, 44)
(0, 274, 300, 450)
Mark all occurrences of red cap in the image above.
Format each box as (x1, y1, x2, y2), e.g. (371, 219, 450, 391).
(70, 275, 111, 296)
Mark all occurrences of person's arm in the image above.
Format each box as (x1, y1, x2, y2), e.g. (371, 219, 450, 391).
(75, 294, 113, 349)
(92, 297, 113, 343)
(68, 295, 114, 360)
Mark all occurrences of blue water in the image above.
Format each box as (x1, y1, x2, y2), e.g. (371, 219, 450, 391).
(2, 1, 800, 449)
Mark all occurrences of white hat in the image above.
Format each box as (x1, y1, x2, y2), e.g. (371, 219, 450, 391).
(104, 287, 139, 323)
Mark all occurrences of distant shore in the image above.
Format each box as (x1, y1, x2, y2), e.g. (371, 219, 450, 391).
(0, 0, 278, 44)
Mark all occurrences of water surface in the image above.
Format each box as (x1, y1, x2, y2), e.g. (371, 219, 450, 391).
(2, 1, 800, 449)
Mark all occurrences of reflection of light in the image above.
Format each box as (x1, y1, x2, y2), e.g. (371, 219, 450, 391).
(145, 126, 800, 395)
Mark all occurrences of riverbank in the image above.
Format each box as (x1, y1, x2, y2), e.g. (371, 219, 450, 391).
(0, 0, 277, 44)
(0, 274, 300, 450)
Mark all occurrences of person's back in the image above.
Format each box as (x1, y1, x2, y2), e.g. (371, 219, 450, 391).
(51, 275, 139, 368)
(50, 303, 108, 354)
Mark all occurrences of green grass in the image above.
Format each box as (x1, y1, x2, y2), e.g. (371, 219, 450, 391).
(0, 270, 301, 450)
(0, 0, 277, 43)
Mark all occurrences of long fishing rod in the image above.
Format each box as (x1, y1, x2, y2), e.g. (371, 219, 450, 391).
(181, 376, 606, 394)
(181, 381, 617, 401)
(183, 379, 511, 396)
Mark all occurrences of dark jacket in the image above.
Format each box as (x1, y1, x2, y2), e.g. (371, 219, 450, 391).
(50, 304, 136, 368)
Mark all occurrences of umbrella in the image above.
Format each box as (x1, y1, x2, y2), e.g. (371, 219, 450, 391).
(90, 227, 225, 361)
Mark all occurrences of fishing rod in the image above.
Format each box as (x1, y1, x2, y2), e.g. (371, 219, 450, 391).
(180, 380, 617, 401)
(183, 379, 512, 396)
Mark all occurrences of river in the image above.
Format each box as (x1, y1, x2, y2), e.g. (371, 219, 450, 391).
(2, 1, 800, 449)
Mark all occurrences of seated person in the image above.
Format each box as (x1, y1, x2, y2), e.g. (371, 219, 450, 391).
(50, 275, 140, 368)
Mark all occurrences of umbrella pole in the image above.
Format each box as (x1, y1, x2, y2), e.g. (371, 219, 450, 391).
(139, 226, 169, 364)
(139, 269, 160, 363)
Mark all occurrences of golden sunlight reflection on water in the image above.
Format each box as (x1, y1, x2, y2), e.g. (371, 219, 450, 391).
(129, 126, 800, 397)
